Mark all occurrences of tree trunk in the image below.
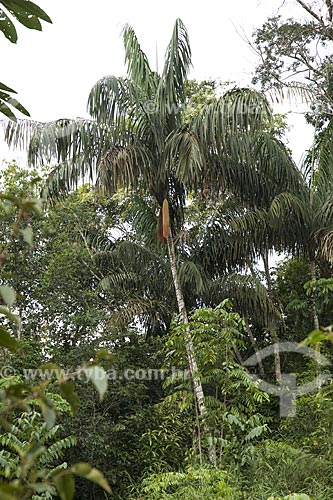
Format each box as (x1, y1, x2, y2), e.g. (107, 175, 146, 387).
(309, 257, 322, 391)
(262, 248, 282, 383)
(167, 233, 216, 465)
(309, 258, 320, 330)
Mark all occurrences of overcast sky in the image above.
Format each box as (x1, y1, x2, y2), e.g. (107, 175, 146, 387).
(1, 0, 313, 164)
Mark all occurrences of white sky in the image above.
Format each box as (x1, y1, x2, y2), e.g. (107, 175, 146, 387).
(0, 0, 314, 165)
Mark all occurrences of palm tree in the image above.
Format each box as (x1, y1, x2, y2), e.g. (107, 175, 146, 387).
(4, 19, 298, 462)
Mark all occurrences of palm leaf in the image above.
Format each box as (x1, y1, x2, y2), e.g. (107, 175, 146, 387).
(122, 24, 157, 94)
(165, 125, 205, 187)
(97, 143, 156, 195)
(158, 18, 191, 118)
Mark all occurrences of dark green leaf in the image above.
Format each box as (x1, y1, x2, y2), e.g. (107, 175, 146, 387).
(0, 7, 17, 42)
(71, 463, 111, 494)
(2, 0, 42, 30)
(0, 326, 19, 351)
(54, 472, 75, 500)
(59, 381, 80, 415)
(37, 395, 56, 430)
(9, 0, 52, 23)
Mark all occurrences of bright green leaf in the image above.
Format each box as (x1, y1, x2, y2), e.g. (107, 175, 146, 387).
(301, 330, 327, 346)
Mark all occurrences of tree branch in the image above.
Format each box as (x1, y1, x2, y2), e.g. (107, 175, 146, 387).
(326, 0, 333, 22)
(295, 0, 324, 24)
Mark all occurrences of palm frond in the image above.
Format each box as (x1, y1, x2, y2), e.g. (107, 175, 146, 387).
(158, 18, 192, 116)
(194, 88, 272, 150)
(317, 226, 333, 262)
(206, 273, 280, 326)
(124, 195, 160, 247)
(165, 125, 205, 187)
(122, 24, 157, 94)
(316, 118, 333, 192)
(5, 117, 113, 168)
(88, 76, 139, 128)
(178, 260, 208, 295)
(266, 81, 315, 105)
(43, 156, 92, 200)
(97, 143, 155, 195)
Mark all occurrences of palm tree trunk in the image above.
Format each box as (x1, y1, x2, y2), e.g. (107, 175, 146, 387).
(262, 248, 282, 382)
(167, 233, 216, 465)
(309, 258, 320, 330)
(309, 257, 322, 391)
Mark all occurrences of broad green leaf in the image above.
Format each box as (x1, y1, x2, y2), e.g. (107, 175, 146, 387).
(84, 365, 108, 401)
(7, 0, 52, 23)
(20, 226, 33, 245)
(59, 381, 80, 415)
(37, 395, 56, 430)
(54, 472, 75, 500)
(301, 329, 327, 346)
(0, 93, 30, 119)
(0, 326, 19, 351)
(71, 463, 111, 494)
(0, 285, 16, 305)
(0, 86, 29, 119)
(2, 0, 42, 31)
(0, 7, 17, 42)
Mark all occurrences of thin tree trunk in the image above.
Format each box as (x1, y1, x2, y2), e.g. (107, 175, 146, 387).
(262, 248, 282, 382)
(167, 233, 216, 465)
(309, 258, 320, 330)
(309, 257, 322, 391)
